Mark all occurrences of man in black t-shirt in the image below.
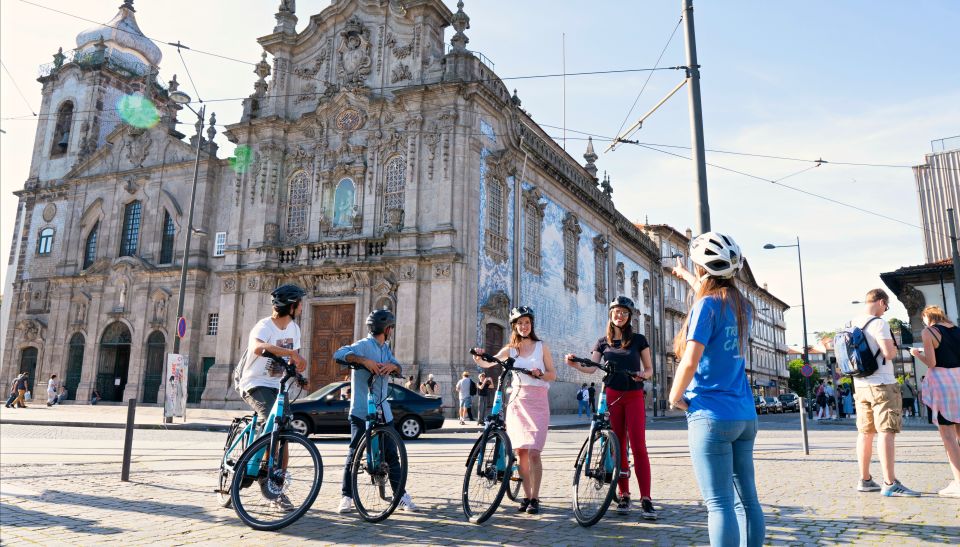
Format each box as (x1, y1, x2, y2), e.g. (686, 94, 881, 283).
(588, 383, 596, 413)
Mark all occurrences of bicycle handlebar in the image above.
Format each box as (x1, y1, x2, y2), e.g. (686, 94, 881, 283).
(569, 356, 647, 384)
(335, 358, 401, 381)
(469, 349, 535, 377)
(261, 350, 308, 387)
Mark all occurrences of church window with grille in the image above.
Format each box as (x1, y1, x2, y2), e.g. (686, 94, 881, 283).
(83, 222, 99, 269)
(562, 213, 581, 291)
(159, 211, 175, 264)
(285, 171, 310, 241)
(594, 236, 608, 303)
(37, 228, 54, 256)
(50, 101, 74, 158)
(383, 155, 406, 215)
(119, 201, 142, 257)
(485, 177, 507, 262)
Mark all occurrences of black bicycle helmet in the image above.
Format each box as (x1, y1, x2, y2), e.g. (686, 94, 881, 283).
(366, 309, 396, 334)
(609, 296, 635, 312)
(271, 284, 307, 307)
(509, 306, 534, 323)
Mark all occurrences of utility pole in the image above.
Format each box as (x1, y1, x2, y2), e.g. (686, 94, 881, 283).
(682, 0, 710, 234)
(948, 208, 960, 322)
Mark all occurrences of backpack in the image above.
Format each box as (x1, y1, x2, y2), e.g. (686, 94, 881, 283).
(232, 348, 252, 394)
(469, 379, 477, 396)
(834, 317, 882, 378)
(577, 390, 584, 401)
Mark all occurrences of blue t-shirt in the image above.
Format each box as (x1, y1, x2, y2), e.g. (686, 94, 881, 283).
(684, 295, 756, 420)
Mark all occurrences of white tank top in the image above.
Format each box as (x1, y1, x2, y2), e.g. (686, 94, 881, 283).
(509, 342, 550, 389)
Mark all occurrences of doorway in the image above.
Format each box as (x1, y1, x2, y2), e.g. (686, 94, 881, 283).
(18, 347, 38, 393)
(310, 304, 356, 389)
(65, 333, 85, 400)
(142, 331, 165, 403)
(97, 322, 131, 402)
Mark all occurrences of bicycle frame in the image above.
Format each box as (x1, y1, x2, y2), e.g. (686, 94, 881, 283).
(469, 351, 531, 479)
(573, 358, 616, 481)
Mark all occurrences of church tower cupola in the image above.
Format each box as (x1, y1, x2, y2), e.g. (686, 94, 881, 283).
(74, 0, 162, 74)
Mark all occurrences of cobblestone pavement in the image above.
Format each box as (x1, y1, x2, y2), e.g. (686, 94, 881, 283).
(1, 418, 957, 546)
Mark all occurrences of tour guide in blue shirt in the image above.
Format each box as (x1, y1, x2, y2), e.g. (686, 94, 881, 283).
(333, 309, 419, 514)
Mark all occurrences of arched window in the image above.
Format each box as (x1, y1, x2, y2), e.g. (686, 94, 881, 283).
(285, 171, 310, 240)
(333, 178, 355, 228)
(83, 221, 99, 269)
(50, 101, 74, 158)
(37, 228, 55, 256)
(119, 201, 142, 257)
(383, 155, 406, 215)
(159, 211, 176, 264)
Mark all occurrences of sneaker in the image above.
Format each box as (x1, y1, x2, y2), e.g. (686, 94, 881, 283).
(640, 498, 658, 520)
(882, 479, 921, 497)
(857, 476, 881, 492)
(517, 497, 530, 512)
(459, 420, 465, 425)
(270, 494, 294, 512)
(616, 495, 631, 515)
(399, 492, 419, 512)
(526, 498, 540, 515)
(937, 480, 960, 498)
(337, 496, 354, 513)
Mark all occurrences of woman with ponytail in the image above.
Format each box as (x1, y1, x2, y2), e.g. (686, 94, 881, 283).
(667, 232, 764, 547)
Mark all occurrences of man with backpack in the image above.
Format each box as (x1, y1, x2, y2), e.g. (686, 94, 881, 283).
(576, 383, 590, 418)
(848, 289, 920, 497)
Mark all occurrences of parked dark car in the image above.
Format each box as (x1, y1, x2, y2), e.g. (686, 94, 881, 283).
(754, 395, 768, 414)
(288, 381, 444, 440)
(764, 396, 784, 414)
(778, 392, 801, 412)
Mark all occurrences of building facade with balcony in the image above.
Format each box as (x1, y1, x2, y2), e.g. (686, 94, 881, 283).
(1, 0, 661, 412)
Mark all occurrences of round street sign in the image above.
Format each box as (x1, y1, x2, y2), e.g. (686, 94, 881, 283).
(801, 364, 814, 378)
(176, 316, 187, 338)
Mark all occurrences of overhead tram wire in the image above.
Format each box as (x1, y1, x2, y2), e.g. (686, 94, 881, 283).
(611, 17, 683, 144)
(0, 59, 38, 116)
(172, 42, 203, 104)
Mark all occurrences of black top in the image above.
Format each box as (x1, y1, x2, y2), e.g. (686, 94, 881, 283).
(932, 324, 960, 369)
(477, 379, 491, 396)
(592, 334, 650, 391)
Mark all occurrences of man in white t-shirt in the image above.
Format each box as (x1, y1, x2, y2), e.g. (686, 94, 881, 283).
(455, 371, 473, 425)
(851, 288, 919, 497)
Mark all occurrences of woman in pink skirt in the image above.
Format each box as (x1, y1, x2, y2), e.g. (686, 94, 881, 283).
(472, 306, 556, 514)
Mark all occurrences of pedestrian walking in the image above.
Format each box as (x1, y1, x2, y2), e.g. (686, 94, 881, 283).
(900, 378, 916, 418)
(455, 371, 473, 425)
(472, 306, 556, 515)
(334, 309, 419, 514)
(825, 381, 838, 420)
(909, 305, 960, 498)
(667, 232, 765, 546)
(11, 373, 29, 408)
(566, 295, 657, 519)
(5, 373, 25, 408)
(588, 383, 597, 413)
(420, 374, 440, 396)
(46, 374, 59, 406)
(576, 383, 590, 417)
(850, 289, 919, 497)
(476, 372, 493, 425)
(815, 379, 828, 420)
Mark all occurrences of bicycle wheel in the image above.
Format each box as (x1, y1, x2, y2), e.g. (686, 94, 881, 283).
(217, 417, 251, 508)
(572, 429, 620, 527)
(462, 428, 513, 524)
(505, 459, 523, 502)
(230, 431, 323, 531)
(350, 426, 408, 523)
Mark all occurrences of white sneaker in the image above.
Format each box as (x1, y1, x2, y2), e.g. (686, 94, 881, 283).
(337, 496, 354, 513)
(938, 480, 960, 498)
(399, 492, 419, 512)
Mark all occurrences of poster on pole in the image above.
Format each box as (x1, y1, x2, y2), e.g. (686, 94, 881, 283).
(165, 353, 189, 420)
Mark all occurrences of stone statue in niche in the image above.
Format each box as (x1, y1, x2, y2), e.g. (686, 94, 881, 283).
(118, 282, 127, 309)
(153, 298, 167, 323)
(337, 17, 372, 86)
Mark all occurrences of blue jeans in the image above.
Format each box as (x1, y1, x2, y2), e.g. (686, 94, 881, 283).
(341, 415, 405, 498)
(577, 399, 590, 416)
(687, 415, 765, 547)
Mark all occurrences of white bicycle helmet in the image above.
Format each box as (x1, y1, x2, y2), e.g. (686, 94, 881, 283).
(690, 232, 742, 279)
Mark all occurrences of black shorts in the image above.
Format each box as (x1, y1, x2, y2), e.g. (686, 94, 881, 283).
(938, 412, 957, 426)
(242, 386, 279, 426)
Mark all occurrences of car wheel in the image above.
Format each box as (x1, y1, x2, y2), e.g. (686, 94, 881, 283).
(397, 415, 423, 441)
(289, 415, 310, 437)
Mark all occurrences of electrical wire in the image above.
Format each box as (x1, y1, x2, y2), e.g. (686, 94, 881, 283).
(0, 59, 38, 116)
(175, 45, 203, 103)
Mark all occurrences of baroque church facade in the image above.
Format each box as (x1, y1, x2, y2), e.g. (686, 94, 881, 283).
(2, 0, 663, 413)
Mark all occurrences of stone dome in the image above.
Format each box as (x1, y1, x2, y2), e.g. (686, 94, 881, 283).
(75, 1, 162, 68)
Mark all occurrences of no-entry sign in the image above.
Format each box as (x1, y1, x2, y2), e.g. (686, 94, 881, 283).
(801, 364, 814, 378)
(176, 316, 187, 338)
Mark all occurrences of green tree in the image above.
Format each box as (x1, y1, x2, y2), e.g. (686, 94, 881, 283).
(787, 358, 821, 397)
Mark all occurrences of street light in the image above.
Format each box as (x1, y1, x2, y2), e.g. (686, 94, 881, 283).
(655, 252, 684, 417)
(167, 90, 207, 421)
(764, 237, 812, 455)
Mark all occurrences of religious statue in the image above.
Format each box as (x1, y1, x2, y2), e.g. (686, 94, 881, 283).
(278, 0, 295, 13)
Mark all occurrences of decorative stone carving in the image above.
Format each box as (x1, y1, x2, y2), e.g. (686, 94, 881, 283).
(247, 276, 260, 291)
(222, 278, 237, 292)
(642, 279, 651, 306)
(306, 272, 357, 296)
(397, 263, 417, 281)
(481, 290, 511, 321)
(901, 283, 926, 318)
(337, 16, 372, 87)
(124, 131, 152, 168)
(264, 223, 279, 245)
(433, 263, 452, 279)
(616, 263, 625, 294)
(631, 271, 639, 303)
(42, 203, 57, 222)
(390, 62, 412, 83)
(335, 108, 365, 132)
(16, 319, 45, 342)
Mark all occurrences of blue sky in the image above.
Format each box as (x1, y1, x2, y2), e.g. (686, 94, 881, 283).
(1, 0, 958, 343)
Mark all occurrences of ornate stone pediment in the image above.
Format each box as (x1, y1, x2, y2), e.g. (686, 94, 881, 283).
(304, 272, 358, 297)
(481, 290, 511, 321)
(15, 318, 47, 343)
(67, 124, 197, 180)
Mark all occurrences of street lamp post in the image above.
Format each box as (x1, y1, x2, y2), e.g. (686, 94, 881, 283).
(166, 90, 207, 422)
(764, 237, 811, 455)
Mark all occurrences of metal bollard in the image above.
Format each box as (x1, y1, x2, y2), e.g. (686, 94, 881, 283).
(121, 398, 136, 481)
(798, 396, 810, 456)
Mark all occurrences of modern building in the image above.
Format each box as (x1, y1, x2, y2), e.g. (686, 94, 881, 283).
(1, 0, 662, 413)
(914, 144, 960, 264)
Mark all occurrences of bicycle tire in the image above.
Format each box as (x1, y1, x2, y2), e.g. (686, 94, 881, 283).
(572, 428, 620, 527)
(350, 426, 408, 523)
(505, 458, 523, 502)
(461, 428, 513, 524)
(217, 417, 251, 508)
(230, 431, 323, 531)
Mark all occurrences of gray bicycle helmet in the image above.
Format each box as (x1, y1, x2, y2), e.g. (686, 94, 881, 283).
(271, 284, 307, 307)
(509, 306, 534, 323)
(609, 296, 635, 312)
(366, 309, 396, 334)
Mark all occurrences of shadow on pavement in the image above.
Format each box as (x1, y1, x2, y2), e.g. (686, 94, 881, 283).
(0, 501, 124, 535)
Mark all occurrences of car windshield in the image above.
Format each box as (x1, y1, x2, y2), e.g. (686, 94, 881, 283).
(779, 394, 795, 401)
(765, 397, 777, 404)
(301, 381, 347, 401)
